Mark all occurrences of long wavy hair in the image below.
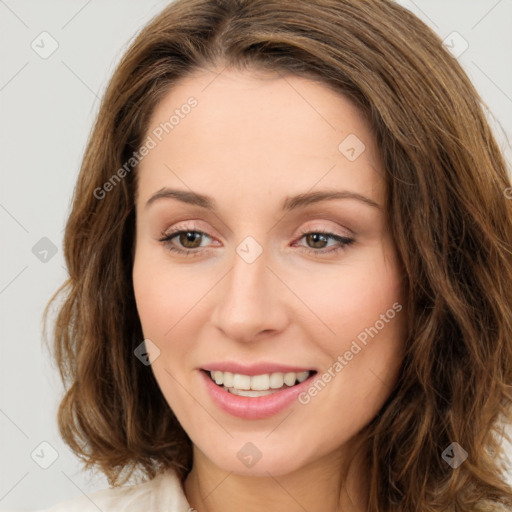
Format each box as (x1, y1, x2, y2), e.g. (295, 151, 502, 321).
(43, 0, 512, 510)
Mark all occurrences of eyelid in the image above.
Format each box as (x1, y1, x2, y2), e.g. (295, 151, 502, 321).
(160, 220, 352, 243)
(160, 220, 218, 240)
(296, 221, 354, 238)
(158, 220, 355, 258)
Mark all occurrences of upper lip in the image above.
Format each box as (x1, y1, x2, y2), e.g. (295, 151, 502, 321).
(201, 362, 316, 376)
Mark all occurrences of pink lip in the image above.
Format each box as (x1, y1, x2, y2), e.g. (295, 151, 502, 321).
(199, 369, 317, 420)
(201, 362, 315, 376)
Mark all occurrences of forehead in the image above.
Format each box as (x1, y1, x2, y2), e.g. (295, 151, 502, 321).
(136, 67, 385, 210)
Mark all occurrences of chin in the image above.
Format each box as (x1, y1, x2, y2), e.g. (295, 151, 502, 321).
(200, 440, 312, 477)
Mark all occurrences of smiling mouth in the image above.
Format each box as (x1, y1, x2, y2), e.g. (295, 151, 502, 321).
(201, 369, 317, 397)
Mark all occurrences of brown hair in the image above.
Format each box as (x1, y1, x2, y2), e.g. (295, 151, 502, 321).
(43, 0, 512, 510)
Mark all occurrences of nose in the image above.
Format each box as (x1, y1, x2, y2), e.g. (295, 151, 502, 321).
(210, 244, 289, 343)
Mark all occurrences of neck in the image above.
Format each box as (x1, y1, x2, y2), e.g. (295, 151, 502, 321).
(183, 442, 369, 512)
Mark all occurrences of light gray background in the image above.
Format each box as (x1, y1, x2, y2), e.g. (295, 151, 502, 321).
(1, 1, 511, 510)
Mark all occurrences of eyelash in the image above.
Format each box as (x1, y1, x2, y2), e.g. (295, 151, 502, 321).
(158, 225, 355, 258)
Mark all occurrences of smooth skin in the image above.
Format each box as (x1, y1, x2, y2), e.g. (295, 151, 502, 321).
(132, 66, 407, 512)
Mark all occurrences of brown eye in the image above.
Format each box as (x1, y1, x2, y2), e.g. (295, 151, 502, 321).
(295, 230, 355, 256)
(177, 231, 203, 249)
(305, 233, 329, 249)
(158, 228, 213, 256)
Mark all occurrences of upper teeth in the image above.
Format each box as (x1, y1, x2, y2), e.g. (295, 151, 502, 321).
(209, 370, 310, 390)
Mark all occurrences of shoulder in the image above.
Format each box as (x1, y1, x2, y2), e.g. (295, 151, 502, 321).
(33, 469, 191, 512)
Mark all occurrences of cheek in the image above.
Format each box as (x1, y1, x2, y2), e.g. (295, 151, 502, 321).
(132, 257, 189, 404)
(132, 247, 213, 377)
(132, 260, 164, 338)
(292, 240, 405, 408)
(132, 246, 196, 336)
(290, 247, 404, 347)
(132, 248, 182, 367)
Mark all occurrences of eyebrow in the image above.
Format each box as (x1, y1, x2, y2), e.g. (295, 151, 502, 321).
(144, 187, 382, 211)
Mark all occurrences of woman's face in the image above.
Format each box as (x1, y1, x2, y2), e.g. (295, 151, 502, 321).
(132, 67, 406, 476)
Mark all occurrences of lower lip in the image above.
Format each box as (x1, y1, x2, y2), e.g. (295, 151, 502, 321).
(199, 370, 316, 420)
